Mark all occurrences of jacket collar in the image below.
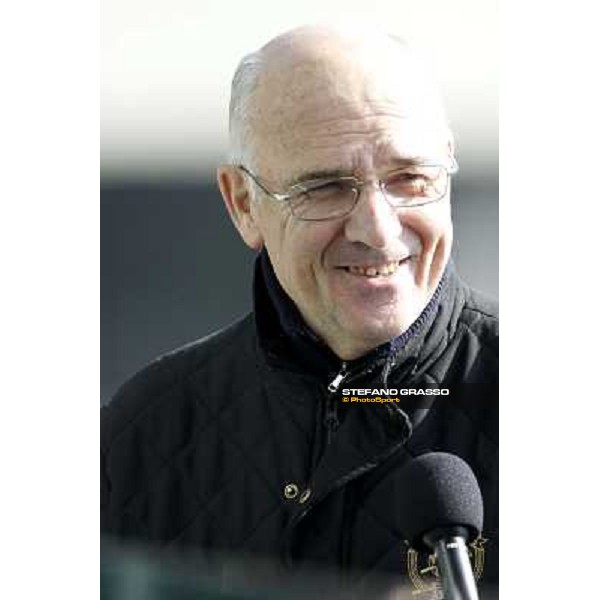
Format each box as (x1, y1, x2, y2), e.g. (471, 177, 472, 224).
(253, 249, 464, 385)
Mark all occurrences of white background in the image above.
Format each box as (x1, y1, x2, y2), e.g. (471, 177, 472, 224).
(101, 0, 497, 178)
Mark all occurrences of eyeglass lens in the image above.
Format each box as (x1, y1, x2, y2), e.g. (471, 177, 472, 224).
(290, 166, 450, 221)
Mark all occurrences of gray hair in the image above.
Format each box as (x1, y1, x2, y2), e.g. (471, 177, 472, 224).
(228, 50, 265, 170)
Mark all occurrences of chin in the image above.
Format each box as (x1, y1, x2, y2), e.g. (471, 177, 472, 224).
(340, 316, 410, 354)
(345, 298, 419, 332)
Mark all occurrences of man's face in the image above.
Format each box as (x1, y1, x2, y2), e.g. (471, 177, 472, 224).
(238, 40, 454, 359)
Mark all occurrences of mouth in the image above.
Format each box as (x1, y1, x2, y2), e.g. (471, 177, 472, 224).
(341, 257, 411, 278)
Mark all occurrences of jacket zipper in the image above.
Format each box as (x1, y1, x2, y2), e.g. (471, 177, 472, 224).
(324, 362, 348, 446)
(286, 360, 409, 563)
(327, 362, 348, 393)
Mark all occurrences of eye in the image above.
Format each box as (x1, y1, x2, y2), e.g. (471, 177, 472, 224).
(384, 169, 435, 197)
(302, 180, 353, 201)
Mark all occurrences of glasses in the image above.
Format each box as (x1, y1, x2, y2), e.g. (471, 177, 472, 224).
(238, 159, 458, 222)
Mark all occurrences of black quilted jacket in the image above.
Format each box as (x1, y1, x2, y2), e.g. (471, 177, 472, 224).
(101, 265, 498, 595)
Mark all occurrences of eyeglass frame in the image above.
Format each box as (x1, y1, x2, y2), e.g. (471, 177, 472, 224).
(236, 158, 459, 222)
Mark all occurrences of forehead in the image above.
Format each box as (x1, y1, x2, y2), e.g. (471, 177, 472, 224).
(250, 46, 449, 179)
(253, 99, 450, 183)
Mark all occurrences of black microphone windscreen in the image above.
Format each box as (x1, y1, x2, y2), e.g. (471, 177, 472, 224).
(394, 452, 483, 551)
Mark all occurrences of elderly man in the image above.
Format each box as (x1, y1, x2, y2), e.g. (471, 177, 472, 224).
(102, 25, 498, 594)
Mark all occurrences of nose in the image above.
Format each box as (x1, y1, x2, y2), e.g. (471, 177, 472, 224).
(343, 182, 402, 249)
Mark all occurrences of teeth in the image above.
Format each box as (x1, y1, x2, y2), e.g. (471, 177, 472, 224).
(347, 262, 401, 277)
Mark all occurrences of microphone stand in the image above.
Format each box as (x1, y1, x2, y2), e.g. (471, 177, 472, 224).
(424, 527, 479, 600)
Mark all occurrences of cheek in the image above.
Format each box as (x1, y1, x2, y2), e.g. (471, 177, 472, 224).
(283, 218, 338, 258)
(258, 212, 332, 291)
(403, 206, 451, 251)
(253, 203, 290, 256)
(284, 226, 342, 300)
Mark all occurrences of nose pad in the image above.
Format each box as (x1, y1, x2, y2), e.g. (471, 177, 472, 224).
(344, 182, 402, 249)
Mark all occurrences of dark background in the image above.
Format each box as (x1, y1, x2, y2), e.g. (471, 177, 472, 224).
(101, 169, 498, 404)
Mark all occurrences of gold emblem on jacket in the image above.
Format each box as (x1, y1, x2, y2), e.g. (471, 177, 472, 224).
(406, 534, 487, 598)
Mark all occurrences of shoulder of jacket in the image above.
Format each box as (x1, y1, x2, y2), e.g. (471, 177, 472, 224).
(101, 313, 255, 450)
(456, 285, 498, 350)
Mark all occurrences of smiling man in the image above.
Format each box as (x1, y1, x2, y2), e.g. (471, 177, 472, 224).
(102, 25, 498, 595)
(220, 30, 455, 360)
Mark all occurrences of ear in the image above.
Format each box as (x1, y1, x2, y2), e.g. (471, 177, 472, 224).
(217, 165, 264, 250)
(446, 134, 456, 161)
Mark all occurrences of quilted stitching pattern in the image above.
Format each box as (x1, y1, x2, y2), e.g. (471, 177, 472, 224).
(102, 276, 498, 586)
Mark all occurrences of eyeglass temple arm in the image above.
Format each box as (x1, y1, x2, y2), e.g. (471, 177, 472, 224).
(237, 164, 293, 203)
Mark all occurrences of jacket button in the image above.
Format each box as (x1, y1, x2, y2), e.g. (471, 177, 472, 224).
(298, 488, 311, 504)
(283, 483, 299, 499)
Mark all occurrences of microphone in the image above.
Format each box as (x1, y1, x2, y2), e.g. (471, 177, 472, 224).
(395, 452, 484, 600)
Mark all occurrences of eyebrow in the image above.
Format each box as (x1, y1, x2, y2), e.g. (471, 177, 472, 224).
(284, 156, 444, 188)
(287, 160, 421, 185)
(388, 156, 434, 168)
(286, 169, 352, 187)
